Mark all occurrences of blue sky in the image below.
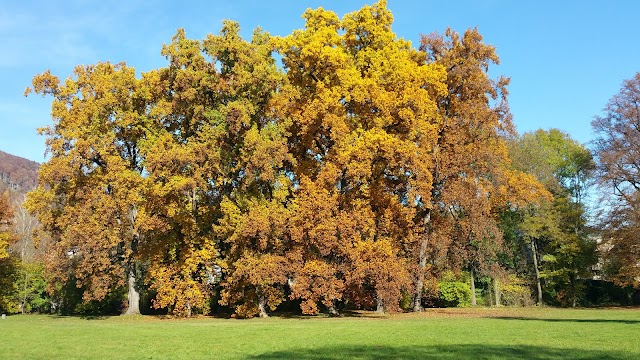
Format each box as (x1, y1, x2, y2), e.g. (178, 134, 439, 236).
(1, 0, 638, 162)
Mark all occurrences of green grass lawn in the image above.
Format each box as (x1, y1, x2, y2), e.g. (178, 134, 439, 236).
(1, 307, 639, 359)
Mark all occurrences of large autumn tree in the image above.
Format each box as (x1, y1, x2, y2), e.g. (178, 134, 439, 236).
(196, 22, 291, 318)
(134, 29, 222, 317)
(414, 28, 547, 310)
(276, 0, 445, 314)
(25, 1, 552, 317)
(26, 63, 148, 314)
(26, 21, 287, 317)
(592, 72, 640, 287)
(134, 21, 286, 317)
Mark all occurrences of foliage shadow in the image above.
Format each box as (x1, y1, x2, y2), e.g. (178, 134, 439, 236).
(492, 316, 640, 325)
(246, 344, 631, 360)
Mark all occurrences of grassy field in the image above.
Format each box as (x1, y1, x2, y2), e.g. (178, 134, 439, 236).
(1, 307, 639, 359)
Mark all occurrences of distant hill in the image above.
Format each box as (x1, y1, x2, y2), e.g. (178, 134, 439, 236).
(0, 150, 39, 193)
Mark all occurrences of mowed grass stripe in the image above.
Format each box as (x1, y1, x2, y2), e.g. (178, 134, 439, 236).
(1, 307, 638, 359)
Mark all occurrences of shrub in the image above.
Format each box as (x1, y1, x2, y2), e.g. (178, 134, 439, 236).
(14, 262, 50, 314)
(0, 255, 19, 314)
(399, 291, 412, 311)
(501, 274, 534, 306)
(437, 271, 471, 307)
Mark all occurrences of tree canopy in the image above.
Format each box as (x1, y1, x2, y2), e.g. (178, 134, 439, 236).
(507, 129, 595, 306)
(24, 1, 569, 317)
(592, 72, 640, 288)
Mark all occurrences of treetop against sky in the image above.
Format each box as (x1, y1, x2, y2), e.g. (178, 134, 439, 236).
(2, 0, 639, 162)
(3, 1, 636, 317)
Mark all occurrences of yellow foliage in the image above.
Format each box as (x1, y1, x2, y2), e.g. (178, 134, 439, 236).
(24, 1, 552, 317)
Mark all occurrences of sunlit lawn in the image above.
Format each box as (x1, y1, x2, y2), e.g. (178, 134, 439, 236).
(1, 307, 639, 359)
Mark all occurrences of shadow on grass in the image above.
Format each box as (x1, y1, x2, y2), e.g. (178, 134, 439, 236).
(247, 344, 631, 360)
(270, 310, 388, 320)
(44, 314, 109, 320)
(493, 316, 640, 324)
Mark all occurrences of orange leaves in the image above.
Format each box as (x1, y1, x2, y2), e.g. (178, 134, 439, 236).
(590, 74, 640, 287)
(347, 239, 411, 312)
(342, 0, 395, 50)
(25, 61, 151, 305)
(220, 253, 288, 317)
(24, 70, 60, 98)
(0, 192, 14, 228)
(25, 1, 554, 317)
(288, 177, 339, 252)
(496, 169, 552, 209)
(148, 261, 212, 317)
(240, 124, 293, 184)
(289, 260, 343, 315)
(278, 5, 444, 310)
(0, 193, 16, 260)
(233, 254, 288, 288)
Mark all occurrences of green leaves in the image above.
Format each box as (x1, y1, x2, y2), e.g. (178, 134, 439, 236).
(506, 129, 596, 306)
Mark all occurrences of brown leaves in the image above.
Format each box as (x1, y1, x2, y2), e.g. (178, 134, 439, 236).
(593, 72, 640, 287)
(0, 193, 16, 260)
(26, 1, 551, 317)
(275, 1, 446, 314)
(25, 62, 148, 305)
(290, 260, 344, 315)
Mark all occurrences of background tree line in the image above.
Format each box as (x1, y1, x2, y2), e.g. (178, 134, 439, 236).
(2, 1, 639, 317)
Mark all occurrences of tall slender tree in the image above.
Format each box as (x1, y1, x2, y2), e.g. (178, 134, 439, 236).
(592, 72, 640, 287)
(415, 28, 547, 310)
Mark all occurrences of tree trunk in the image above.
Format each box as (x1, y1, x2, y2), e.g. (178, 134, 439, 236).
(570, 274, 577, 308)
(488, 279, 494, 307)
(125, 206, 141, 316)
(124, 268, 140, 315)
(328, 299, 339, 316)
(413, 212, 431, 312)
(531, 240, 543, 306)
(21, 268, 29, 314)
(494, 277, 501, 307)
(258, 294, 268, 318)
(328, 304, 339, 316)
(376, 296, 385, 314)
(470, 269, 476, 306)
